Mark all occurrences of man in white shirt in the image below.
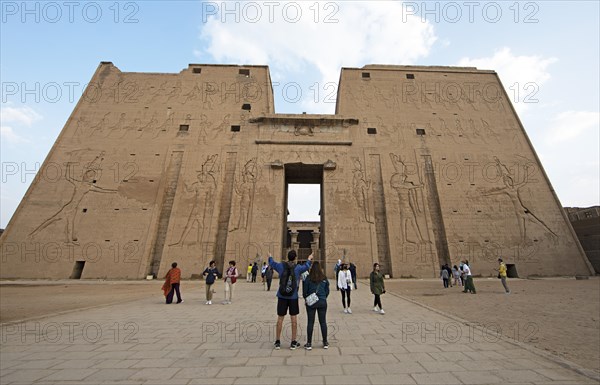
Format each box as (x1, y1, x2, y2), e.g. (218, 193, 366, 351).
(462, 260, 477, 294)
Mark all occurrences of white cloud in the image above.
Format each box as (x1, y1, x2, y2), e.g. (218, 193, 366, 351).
(1, 105, 42, 126)
(0, 126, 29, 144)
(546, 110, 600, 145)
(0, 105, 41, 144)
(457, 47, 557, 114)
(198, 1, 437, 112)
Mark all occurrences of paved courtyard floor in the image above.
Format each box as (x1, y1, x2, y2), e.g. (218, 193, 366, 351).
(1, 280, 598, 385)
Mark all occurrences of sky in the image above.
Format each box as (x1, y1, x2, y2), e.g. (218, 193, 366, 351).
(1, 0, 599, 226)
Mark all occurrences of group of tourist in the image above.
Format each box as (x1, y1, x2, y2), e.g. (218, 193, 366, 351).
(438, 258, 510, 294)
(161, 251, 388, 350)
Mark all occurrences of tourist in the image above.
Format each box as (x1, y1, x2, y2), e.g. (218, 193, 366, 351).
(462, 260, 476, 294)
(334, 259, 342, 290)
(337, 263, 353, 313)
(251, 262, 258, 283)
(440, 264, 450, 288)
(246, 264, 252, 282)
(452, 265, 462, 287)
(370, 263, 386, 314)
(261, 262, 268, 284)
(202, 260, 220, 305)
(302, 261, 330, 350)
(444, 264, 453, 287)
(265, 264, 274, 291)
(269, 250, 313, 350)
(162, 262, 183, 304)
(349, 262, 358, 289)
(495, 258, 510, 294)
(223, 260, 238, 304)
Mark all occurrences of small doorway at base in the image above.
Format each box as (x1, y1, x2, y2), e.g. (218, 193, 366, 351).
(70, 261, 86, 279)
(506, 264, 518, 278)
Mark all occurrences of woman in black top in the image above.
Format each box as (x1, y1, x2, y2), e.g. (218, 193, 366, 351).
(302, 261, 330, 350)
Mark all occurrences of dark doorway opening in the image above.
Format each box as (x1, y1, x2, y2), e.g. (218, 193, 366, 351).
(506, 264, 519, 278)
(70, 261, 86, 279)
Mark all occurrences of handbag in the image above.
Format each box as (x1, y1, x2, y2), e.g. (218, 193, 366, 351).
(305, 281, 321, 307)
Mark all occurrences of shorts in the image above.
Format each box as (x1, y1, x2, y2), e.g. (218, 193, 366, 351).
(277, 297, 299, 316)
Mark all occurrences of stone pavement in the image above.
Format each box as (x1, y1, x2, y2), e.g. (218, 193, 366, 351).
(1, 280, 598, 385)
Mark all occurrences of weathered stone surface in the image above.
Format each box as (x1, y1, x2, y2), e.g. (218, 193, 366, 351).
(0, 63, 593, 278)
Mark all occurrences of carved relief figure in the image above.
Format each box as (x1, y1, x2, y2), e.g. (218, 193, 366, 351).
(170, 154, 219, 246)
(230, 158, 258, 232)
(29, 151, 117, 244)
(482, 157, 558, 244)
(389, 154, 427, 245)
(351, 158, 374, 224)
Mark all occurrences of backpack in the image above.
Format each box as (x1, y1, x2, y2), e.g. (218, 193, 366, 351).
(278, 262, 297, 297)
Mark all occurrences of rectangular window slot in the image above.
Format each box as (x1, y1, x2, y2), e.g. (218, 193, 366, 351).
(432, 112, 437, 115)
(453, 210, 458, 213)
(459, 240, 464, 242)
(114, 208, 120, 211)
(464, 158, 469, 160)
(134, 239, 139, 242)
(367, 127, 377, 135)
(149, 180, 154, 182)
(471, 183, 475, 186)
(458, 135, 463, 137)
(416, 128, 425, 136)
(155, 154, 160, 156)
(477, 210, 482, 213)
(447, 183, 452, 186)
(453, 113, 458, 115)
(362, 72, 370, 78)
(179, 125, 189, 132)
(92, 179, 97, 183)
(533, 239, 539, 242)
(231, 125, 241, 132)
(142, 208, 147, 211)
(406, 74, 415, 79)
(192, 67, 202, 74)
(105, 240, 110, 242)
(123, 180, 128, 182)
(82, 208, 87, 213)
(130, 154, 135, 156)
(242, 103, 251, 110)
(484, 240, 489, 242)
(442, 157, 446, 160)
(239, 69, 250, 76)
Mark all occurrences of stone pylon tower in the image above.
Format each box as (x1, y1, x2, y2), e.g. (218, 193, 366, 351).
(0, 63, 594, 279)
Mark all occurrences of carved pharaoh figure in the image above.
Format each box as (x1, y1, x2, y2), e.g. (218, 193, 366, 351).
(230, 158, 258, 232)
(170, 154, 219, 246)
(29, 151, 117, 244)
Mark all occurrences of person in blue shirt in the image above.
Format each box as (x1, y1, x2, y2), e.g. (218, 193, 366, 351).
(268, 250, 313, 350)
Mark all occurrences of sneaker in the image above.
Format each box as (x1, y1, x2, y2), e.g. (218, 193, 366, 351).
(343, 308, 348, 314)
(373, 306, 380, 312)
(347, 308, 352, 314)
(208, 300, 212, 305)
(205, 301, 209, 305)
(379, 309, 385, 314)
(290, 341, 301, 350)
(323, 342, 329, 349)
(177, 300, 184, 304)
(304, 343, 312, 351)
(274, 340, 281, 350)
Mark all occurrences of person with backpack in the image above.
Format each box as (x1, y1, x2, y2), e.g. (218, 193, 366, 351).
(268, 250, 313, 350)
(202, 260, 220, 305)
(302, 261, 329, 350)
(337, 263, 353, 313)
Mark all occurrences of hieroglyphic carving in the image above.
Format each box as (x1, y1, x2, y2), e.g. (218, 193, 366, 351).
(170, 154, 219, 246)
(351, 158, 374, 224)
(481, 157, 557, 244)
(229, 158, 258, 232)
(29, 151, 117, 244)
(389, 153, 428, 245)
